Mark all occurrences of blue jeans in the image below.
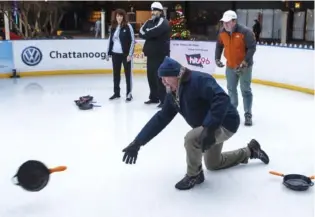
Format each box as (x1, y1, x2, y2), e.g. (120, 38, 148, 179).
(225, 66, 253, 115)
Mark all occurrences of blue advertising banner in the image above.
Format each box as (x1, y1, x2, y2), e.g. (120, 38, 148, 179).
(0, 41, 14, 74)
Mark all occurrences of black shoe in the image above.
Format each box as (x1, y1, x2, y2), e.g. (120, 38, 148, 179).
(144, 99, 159, 104)
(248, 139, 269, 164)
(126, 93, 133, 102)
(157, 102, 163, 108)
(175, 168, 205, 190)
(244, 113, 252, 126)
(109, 94, 120, 100)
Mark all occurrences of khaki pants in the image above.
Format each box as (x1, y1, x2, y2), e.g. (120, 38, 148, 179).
(184, 126, 251, 176)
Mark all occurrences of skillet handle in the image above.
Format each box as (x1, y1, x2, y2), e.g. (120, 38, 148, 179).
(309, 176, 315, 180)
(49, 166, 67, 174)
(11, 175, 20, 185)
(269, 171, 284, 177)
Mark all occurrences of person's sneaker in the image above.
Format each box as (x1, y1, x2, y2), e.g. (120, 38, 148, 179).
(144, 99, 159, 104)
(248, 139, 269, 164)
(126, 93, 133, 102)
(244, 113, 252, 126)
(109, 94, 120, 100)
(175, 167, 205, 190)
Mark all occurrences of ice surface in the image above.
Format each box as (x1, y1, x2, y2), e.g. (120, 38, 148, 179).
(0, 74, 314, 217)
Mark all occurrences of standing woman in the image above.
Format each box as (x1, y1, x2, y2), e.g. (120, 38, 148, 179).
(107, 9, 135, 102)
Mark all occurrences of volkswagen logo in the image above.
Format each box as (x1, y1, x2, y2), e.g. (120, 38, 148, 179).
(21, 46, 43, 66)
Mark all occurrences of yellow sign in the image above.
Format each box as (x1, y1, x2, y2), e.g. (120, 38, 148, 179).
(133, 41, 147, 70)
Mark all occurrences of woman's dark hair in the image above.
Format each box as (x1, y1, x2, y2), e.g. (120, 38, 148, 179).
(111, 9, 128, 29)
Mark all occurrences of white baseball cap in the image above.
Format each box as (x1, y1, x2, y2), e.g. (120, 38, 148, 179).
(220, 10, 237, 22)
(151, 2, 163, 11)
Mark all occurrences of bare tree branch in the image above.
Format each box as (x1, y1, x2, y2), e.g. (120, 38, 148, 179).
(0, 0, 72, 38)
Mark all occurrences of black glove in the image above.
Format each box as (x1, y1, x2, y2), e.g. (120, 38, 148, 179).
(215, 59, 225, 68)
(236, 61, 248, 74)
(199, 127, 216, 152)
(122, 141, 142, 164)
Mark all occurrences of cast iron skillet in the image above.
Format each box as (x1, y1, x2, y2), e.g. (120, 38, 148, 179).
(269, 171, 315, 191)
(12, 160, 67, 192)
(74, 95, 94, 106)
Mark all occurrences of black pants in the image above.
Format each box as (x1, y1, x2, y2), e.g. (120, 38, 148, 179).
(112, 52, 132, 96)
(254, 32, 260, 42)
(146, 55, 166, 103)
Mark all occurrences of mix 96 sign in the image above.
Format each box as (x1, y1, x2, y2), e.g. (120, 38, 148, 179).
(185, 54, 211, 68)
(170, 41, 216, 74)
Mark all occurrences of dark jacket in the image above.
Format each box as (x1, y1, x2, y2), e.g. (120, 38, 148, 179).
(215, 23, 256, 68)
(253, 21, 261, 34)
(134, 69, 240, 145)
(107, 23, 135, 56)
(139, 16, 171, 57)
(0, 29, 5, 40)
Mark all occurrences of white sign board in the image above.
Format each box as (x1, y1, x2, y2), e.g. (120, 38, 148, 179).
(170, 40, 216, 74)
(13, 39, 111, 72)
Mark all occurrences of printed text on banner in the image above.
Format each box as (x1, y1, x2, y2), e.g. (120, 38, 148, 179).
(170, 40, 216, 74)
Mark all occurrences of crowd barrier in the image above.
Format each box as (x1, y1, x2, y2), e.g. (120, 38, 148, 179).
(0, 39, 314, 95)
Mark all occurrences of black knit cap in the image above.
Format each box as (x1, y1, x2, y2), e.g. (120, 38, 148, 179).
(158, 56, 182, 77)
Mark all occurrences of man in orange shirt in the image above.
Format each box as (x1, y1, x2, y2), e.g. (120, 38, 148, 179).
(215, 10, 256, 126)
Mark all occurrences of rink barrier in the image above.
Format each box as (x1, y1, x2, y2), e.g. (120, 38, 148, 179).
(0, 39, 313, 95)
(3, 69, 311, 95)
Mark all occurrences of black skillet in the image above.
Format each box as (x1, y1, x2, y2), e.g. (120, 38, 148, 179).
(74, 95, 94, 106)
(269, 171, 314, 191)
(12, 160, 67, 192)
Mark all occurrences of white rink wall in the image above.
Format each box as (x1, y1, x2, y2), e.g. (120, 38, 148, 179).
(0, 39, 314, 94)
(217, 45, 314, 91)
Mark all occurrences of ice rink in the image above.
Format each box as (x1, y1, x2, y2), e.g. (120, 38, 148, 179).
(0, 74, 314, 217)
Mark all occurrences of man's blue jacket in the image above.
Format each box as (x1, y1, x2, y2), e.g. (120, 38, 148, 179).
(135, 69, 240, 145)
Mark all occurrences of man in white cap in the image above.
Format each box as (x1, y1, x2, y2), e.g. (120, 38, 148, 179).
(139, 2, 171, 108)
(215, 10, 257, 126)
